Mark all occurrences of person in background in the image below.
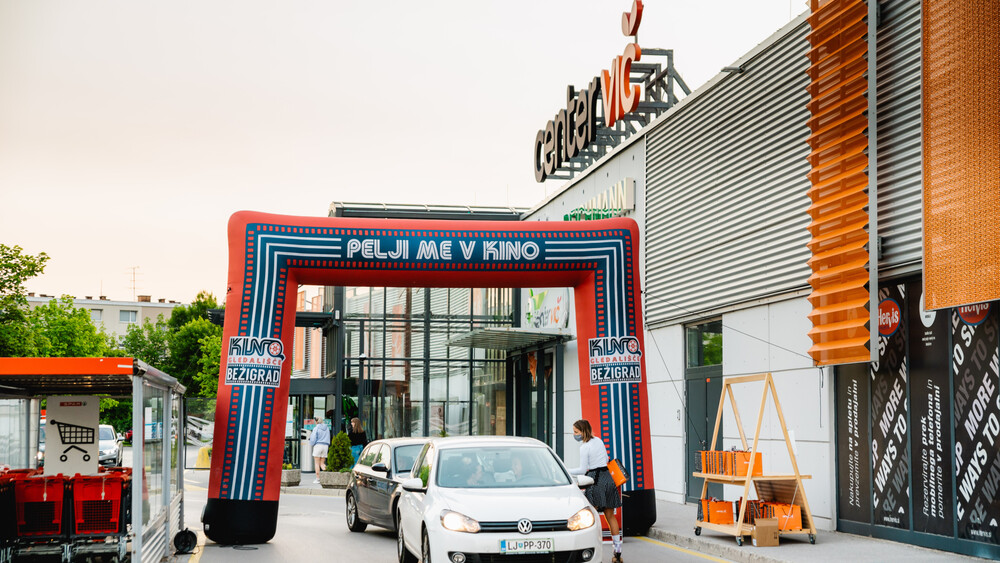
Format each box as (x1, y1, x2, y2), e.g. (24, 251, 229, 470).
(348, 417, 368, 464)
(566, 419, 623, 563)
(309, 416, 331, 483)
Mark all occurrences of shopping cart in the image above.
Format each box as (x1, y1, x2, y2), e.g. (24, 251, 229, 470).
(47, 421, 94, 462)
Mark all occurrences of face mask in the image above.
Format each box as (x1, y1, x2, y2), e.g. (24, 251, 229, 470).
(573, 434, 583, 442)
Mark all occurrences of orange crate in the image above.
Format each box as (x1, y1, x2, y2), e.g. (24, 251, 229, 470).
(732, 452, 763, 477)
(764, 502, 802, 531)
(700, 498, 734, 525)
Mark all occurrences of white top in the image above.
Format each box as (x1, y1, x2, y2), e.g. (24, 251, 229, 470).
(568, 436, 609, 475)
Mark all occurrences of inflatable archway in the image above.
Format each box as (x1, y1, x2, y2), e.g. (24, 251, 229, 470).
(203, 211, 654, 544)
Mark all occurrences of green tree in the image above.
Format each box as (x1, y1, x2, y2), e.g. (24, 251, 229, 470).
(100, 398, 133, 434)
(118, 314, 170, 365)
(168, 291, 218, 331)
(0, 244, 48, 309)
(167, 317, 222, 396)
(193, 333, 222, 398)
(0, 244, 49, 357)
(27, 297, 108, 357)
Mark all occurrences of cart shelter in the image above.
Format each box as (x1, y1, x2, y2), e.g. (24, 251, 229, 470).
(0, 357, 187, 563)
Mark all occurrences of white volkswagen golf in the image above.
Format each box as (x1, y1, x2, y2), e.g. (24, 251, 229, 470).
(396, 436, 601, 563)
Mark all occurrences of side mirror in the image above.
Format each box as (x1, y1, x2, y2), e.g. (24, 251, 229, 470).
(371, 462, 389, 473)
(575, 475, 594, 487)
(401, 477, 426, 492)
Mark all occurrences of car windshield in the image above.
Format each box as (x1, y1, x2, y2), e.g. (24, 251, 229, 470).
(40, 424, 45, 444)
(99, 427, 115, 440)
(436, 446, 571, 489)
(394, 444, 423, 474)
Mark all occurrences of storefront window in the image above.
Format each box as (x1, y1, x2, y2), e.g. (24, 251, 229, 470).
(686, 319, 722, 367)
(342, 286, 513, 439)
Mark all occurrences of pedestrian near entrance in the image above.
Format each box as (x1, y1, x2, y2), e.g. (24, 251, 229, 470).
(309, 417, 331, 483)
(567, 419, 623, 563)
(348, 417, 368, 464)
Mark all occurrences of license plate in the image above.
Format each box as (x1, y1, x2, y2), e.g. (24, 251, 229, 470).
(499, 538, 554, 554)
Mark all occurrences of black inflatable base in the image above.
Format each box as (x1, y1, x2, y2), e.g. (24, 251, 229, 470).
(622, 488, 657, 536)
(202, 498, 278, 545)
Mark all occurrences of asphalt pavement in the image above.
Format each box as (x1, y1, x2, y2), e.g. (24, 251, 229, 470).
(179, 469, 728, 563)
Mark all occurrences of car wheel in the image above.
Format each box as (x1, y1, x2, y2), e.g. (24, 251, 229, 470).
(345, 492, 367, 532)
(421, 528, 431, 563)
(397, 510, 417, 563)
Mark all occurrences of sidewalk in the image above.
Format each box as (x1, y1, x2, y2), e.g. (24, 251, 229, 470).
(647, 498, 988, 563)
(279, 472, 345, 497)
(279, 477, 985, 562)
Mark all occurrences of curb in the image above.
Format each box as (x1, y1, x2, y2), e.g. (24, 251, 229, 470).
(646, 526, 785, 563)
(280, 486, 345, 497)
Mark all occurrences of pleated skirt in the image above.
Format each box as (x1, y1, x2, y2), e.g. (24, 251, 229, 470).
(584, 468, 622, 510)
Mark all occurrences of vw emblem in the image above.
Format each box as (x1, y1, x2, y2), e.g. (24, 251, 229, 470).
(517, 519, 533, 534)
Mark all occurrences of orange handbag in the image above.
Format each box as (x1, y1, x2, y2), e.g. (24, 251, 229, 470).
(607, 459, 629, 487)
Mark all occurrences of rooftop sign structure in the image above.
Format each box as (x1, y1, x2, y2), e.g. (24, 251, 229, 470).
(533, 0, 690, 183)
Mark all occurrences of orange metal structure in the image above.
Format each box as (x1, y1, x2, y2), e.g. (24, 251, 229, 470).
(805, 0, 872, 365)
(923, 0, 1000, 310)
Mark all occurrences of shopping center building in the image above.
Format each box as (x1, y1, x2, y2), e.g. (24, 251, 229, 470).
(303, 0, 997, 558)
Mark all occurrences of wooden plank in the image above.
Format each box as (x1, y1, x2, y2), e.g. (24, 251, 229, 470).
(767, 375, 818, 535)
(695, 521, 752, 536)
(692, 473, 812, 483)
(723, 373, 768, 385)
(727, 384, 749, 449)
(701, 379, 729, 501)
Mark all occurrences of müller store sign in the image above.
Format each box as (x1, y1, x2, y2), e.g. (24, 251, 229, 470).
(533, 0, 646, 182)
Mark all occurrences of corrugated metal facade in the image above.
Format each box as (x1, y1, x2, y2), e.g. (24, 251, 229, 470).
(644, 18, 813, 326)
(643, 2, 922, 328)
(876, 0, 922, 279)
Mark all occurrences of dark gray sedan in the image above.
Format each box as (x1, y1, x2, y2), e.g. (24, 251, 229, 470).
(345, 437, 429, 533)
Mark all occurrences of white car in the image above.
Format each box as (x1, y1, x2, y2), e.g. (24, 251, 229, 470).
(396, 436, 601, 563)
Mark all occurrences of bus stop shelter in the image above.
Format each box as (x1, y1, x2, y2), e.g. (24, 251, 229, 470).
(0, 357, 188, 563)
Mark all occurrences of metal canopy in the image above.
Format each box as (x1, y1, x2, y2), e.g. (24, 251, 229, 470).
(447, 328, 573, 352)
(0, 357, 185, 397)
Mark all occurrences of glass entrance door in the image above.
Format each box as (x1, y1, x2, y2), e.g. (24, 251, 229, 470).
(514, 350, 554, 447)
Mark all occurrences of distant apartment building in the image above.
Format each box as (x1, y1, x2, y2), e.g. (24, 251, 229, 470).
(26, 294, 185, 339)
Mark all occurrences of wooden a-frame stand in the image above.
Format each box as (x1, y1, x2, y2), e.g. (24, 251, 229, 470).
(693, 372, 817, 546)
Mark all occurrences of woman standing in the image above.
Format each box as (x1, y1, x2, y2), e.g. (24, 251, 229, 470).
(348, 417, 368, 464)
(567, 419, 623, 563)
(309, 416, 331, 483)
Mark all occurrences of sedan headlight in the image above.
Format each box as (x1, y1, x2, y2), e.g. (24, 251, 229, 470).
(567, 508, 596, 531)
(440, 510, 480, 533)
(101, 448, 116, 456)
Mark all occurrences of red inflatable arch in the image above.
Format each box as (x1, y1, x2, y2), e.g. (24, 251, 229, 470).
(203, 211, 654, 543)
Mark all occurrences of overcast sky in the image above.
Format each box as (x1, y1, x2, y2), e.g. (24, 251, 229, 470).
(0, 0, 801, 304)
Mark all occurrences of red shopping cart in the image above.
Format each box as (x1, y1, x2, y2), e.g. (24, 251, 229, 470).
(47, 420, 95, 462)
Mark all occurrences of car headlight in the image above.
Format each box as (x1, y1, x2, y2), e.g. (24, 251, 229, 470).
(567, 508, 596, 531)
(101, 449, 116, 456)
(36, 451, 43, 461)
(440, 510, 480, 533)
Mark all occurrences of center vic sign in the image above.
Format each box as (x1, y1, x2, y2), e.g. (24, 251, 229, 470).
(533, 0, 646, 183)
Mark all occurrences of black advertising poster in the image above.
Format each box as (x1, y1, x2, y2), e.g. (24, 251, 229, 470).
(837, 363, 871, 523)
(908, 281, 953, 536)
(952, 302, 1000, 544)
(870, 283, 910, 529)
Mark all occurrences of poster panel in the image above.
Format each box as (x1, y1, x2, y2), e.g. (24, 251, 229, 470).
(45, 395, 99, 477)
(952, 302, 1000, 544)
(837, 363, 872, 523)
(908, 281, 954, 535)
(870, 283, 910, 529)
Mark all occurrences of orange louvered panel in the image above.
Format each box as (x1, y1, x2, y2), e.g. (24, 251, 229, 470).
(806, 0, 871, 366)
(923, 0, 1000, 310)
